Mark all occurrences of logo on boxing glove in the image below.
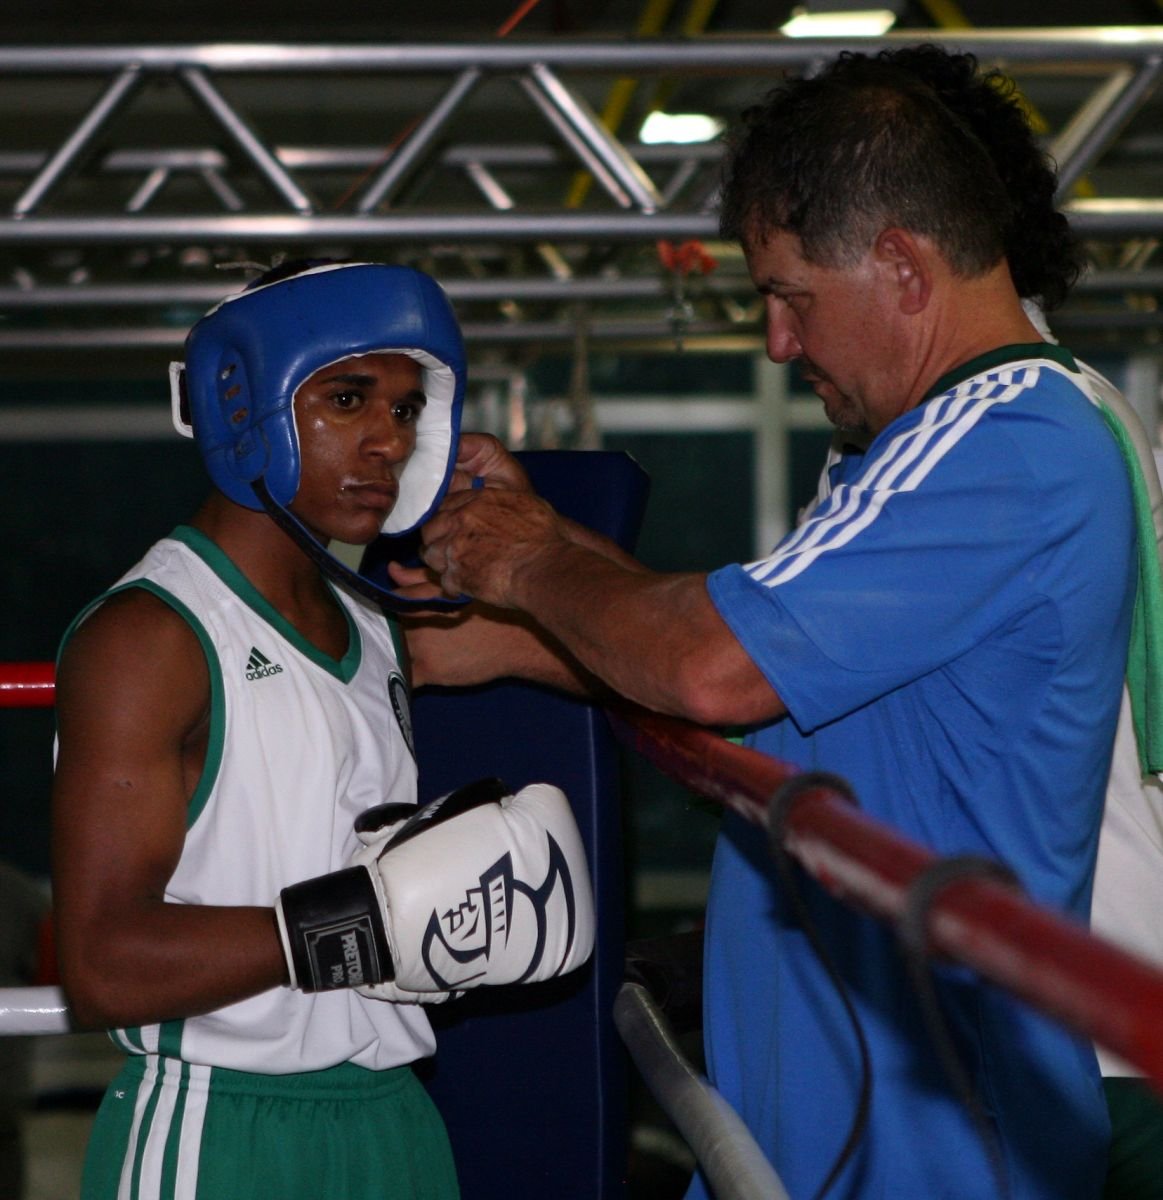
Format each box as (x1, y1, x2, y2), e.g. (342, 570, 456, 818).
(420, 833, 579, 990)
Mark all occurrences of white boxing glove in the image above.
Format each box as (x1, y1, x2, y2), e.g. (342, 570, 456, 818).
(275, 778, 595, 1002)
(351, 800, 457, 1006)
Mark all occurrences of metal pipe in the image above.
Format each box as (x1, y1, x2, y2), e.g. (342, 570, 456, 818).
(177, 66, 314, 214)
(1052, 57, 1163, 201)
(0, 316, 763, 350)
(0, 212, 721, 241)
(2, 33, 1163, 73)
(1, 205, 1161, 244)
(0, 271, 1159, 311)
(356, 66, 484, 213)
(520, 63, 663, 212)
(0, 142, 726, 176)
(11, 65, 144, 217)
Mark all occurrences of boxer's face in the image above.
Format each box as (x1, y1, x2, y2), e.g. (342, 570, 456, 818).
(291, 351, 426, 545)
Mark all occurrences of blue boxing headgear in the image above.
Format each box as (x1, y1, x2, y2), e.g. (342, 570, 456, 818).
(170, 261, 465, 538)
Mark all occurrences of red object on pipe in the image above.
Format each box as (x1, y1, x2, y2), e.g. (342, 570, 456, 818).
(606, 701, 1163, 1097)
(0, 662, 55, 708)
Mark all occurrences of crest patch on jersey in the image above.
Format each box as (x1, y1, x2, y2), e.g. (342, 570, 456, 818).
(389, 672, 416, 760)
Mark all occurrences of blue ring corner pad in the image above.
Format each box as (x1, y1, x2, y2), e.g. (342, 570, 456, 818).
(360, 450, 650, 1200)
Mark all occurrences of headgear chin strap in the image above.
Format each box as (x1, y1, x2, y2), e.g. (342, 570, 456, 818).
(251, 479, 462, 612)
(170, 262, 468, 611)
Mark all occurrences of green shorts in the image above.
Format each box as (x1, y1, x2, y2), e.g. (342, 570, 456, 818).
(1102, 1076, 1163, 1200)
(81, 1055, 459, 1200)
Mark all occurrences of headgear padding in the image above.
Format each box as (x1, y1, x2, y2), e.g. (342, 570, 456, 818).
(171, 262, 465, 537)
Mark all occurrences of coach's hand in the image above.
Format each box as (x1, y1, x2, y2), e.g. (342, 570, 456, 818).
(275, 778, 594, 1002)
(420, 486, 570, 606)
(449, 433, 532, 494)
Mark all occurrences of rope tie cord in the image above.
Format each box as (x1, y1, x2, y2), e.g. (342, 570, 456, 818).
(766, 769, 870, 1200)
(896, 856, 1027, 1200)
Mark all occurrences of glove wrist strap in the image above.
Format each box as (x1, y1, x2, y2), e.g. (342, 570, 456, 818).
(278, 866, 393, 992)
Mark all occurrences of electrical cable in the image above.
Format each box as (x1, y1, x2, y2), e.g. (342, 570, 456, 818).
(767, 771, 872, 1200)
(896, 855, 1024, 1200)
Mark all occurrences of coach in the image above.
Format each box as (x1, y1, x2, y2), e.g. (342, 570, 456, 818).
(407, 48, 1135, 1200)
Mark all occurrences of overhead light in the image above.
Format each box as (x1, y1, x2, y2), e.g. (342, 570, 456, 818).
(780, 4, 898, 37)
(1097, 27, 1152, 44)
(639, 111, 726, 145)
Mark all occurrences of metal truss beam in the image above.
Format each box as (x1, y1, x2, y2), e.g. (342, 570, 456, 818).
(1, 33, 1162, 356)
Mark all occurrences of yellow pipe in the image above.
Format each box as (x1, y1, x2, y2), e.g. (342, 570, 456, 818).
(565, 0, 678, 209)
(645, 0, 721, 116)
(916, 0, 971, 28)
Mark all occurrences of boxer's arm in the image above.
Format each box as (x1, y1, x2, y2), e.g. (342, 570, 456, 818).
(52, 590, 286, 1030)
(401, 599, 608, 696)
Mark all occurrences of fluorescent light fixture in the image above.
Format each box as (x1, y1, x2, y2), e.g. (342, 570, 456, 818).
(639, 111, 726, 145)
(1097, 26, 1151, 44)
(781, 6, 898, 36)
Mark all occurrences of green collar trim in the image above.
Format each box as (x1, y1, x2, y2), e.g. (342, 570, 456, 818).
(924, 343, 1078, 403)
(170, 525, 361, 682)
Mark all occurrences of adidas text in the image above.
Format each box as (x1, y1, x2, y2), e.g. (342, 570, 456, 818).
(246, 647, 284, 681)
(246, 662, 284, 681)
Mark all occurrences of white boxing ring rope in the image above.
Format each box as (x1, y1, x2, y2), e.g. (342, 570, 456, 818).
(0, 986, 70, 1035)
(1, 664, 68, 1035)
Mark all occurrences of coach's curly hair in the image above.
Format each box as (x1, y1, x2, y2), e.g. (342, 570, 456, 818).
(867, 45, 1081, 311)
(719, 52, 1012, 279)
(720, 46, 1081, 311)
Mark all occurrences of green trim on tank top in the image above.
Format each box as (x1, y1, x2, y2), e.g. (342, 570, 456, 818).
(57, 577, 226, 832)
(171, 524, 363, 683)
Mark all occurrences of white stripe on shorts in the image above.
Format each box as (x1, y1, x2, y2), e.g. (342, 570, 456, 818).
(116, 1056, 209, 1200)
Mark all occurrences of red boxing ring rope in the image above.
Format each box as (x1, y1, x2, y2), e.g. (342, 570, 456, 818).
(0, 662, 55, 708)
(7, 662, 1163, 1093)
(606, 701, 1163, 1096)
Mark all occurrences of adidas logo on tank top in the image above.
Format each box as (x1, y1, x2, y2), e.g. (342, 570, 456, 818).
(245, 647, 284, 681)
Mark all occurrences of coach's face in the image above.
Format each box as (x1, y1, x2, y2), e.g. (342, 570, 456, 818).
(291, 351, 426, 546)
(745, 225, 914, 437)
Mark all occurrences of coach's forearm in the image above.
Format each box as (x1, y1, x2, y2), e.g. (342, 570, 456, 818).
(508, 542, 784, 726)
(559, 516, 651, 574)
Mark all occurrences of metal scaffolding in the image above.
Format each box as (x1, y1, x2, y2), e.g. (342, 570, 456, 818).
(1, 31, 1162, 355)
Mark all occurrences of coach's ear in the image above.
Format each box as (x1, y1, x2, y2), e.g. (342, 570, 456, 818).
(874, 227, 932, 316)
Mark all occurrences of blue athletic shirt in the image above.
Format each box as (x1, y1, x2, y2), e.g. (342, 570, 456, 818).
(699, 345, 1135, 1199)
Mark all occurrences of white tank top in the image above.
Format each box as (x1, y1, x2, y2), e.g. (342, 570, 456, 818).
(74, 525, 434, 1074)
